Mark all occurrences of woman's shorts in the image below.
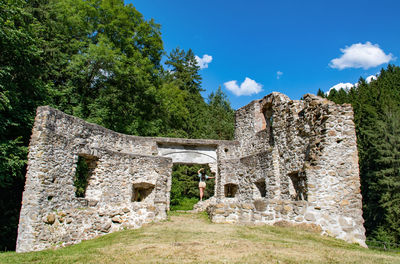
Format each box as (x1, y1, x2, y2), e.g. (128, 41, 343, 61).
(199, 182, 206, 188)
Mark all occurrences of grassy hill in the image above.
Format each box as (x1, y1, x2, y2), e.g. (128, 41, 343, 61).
(1, 212, 399, 264)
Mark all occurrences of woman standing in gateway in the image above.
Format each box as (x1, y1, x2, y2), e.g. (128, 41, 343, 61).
(197, 168, 214, 201)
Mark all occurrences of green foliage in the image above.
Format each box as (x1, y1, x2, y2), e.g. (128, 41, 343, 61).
(326, 65, 400, 243)
(317, 88, 325, 97)
(170, 197, 199, 211)
(0, 0, 48, 250)
(0, 0, 235, 250)
(74, 156, 90, 198)
(161, 48, 208, 139)
(165, 48, 202, 94)
(160, 49, 235, 140)
(39, 0, 164, 136)
(206, 86, 235, 140)
(170, 164, 215, 210)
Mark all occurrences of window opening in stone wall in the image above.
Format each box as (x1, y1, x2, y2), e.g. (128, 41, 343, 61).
(262, 105, 274, 145)
(170, 164, 215, 211)
(132, 182, 155, 202)
(288, 172, 307, 201)
(74, 155, 99, 198)
(224, 183, 238, 198)
(254, 179, 266, 198)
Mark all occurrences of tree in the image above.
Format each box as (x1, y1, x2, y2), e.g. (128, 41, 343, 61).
(165, 48, 202, 94)
(316, 88, 325, 97)
(0, 0, 166, 250)
(370, 108, 400, 242)
(38, 0, 165, 136)
(0, 0, 237, 250)
(163, 48, 211, 139)
(0, 0, 49, 250)
(206, 87, 235, 140)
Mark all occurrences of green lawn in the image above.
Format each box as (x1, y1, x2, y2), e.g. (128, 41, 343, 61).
(1, 212, 399, 264)
(170, 197, 199, 211)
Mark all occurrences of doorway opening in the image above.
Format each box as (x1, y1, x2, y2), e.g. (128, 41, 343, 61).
(170, 164, 215, 211)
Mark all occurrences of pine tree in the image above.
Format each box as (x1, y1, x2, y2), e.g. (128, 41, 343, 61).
(206, 87, 235, 140)
(165, 48, 202, 93)
(164, 48, 210, 139)
(317, 88, 325, 97)
(373, 109, 400, 242)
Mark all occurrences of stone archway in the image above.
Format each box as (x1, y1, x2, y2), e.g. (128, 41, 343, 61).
(157, 143, 218, 209)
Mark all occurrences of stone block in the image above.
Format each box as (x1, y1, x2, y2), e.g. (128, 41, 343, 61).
(45, 214, 56, 225)
(304, 213, 316, 222)
(242, 204, 254, 210)
(253, 214, 261, 220)
(254, 199, 267, 211)
(295, 216, 304, 222)
(111, 216, 123, 224)
(339, 217, 353, 228)
(88, 200, 98, 207)
(214, 209, 226, 214)
(283, 205, 292, 212)
(147, 205, 156, 212)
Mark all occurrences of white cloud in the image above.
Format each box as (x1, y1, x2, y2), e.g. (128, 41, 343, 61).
(366, 74, 377, 83)
(327, 74, 378, 94)
(277, 71, 283, 79)
(329, 42, 394, 70)
(327, 82, 354, 95)
(195, 54, 213, 69)
(224, 77, 263, 96)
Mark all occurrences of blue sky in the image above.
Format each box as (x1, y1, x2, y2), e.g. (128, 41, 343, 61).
(128, 0, 399, 109)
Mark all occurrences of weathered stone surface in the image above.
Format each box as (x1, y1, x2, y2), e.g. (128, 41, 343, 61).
(254, 199, 267, 211)
(101, 222, 111, 232)
(305, 213, 316, 222)
(45, 214, 55, 225)
(16, 92, 366, 252)
(223, 92, 365, 247)
(111, 216, 123, 224)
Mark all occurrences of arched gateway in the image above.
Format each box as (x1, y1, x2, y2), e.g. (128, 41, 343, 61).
(16, 93, 366, 252)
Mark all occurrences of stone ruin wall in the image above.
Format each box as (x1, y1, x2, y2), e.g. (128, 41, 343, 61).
(16, 92, 366, 252)
(208, 93, 366, 246)
(16, 106, 236, 252)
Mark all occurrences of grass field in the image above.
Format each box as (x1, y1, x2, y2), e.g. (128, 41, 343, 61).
(1, 212, 399, 264)
(170, 197, 199, 211)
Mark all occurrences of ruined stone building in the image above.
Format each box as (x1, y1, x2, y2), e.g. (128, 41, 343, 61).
(16, 92, 366, 252)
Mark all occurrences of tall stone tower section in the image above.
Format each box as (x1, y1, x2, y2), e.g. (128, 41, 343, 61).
(209, 92, 366, 246)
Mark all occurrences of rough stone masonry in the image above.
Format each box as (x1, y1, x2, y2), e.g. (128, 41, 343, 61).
(16, 92, 366, 252)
